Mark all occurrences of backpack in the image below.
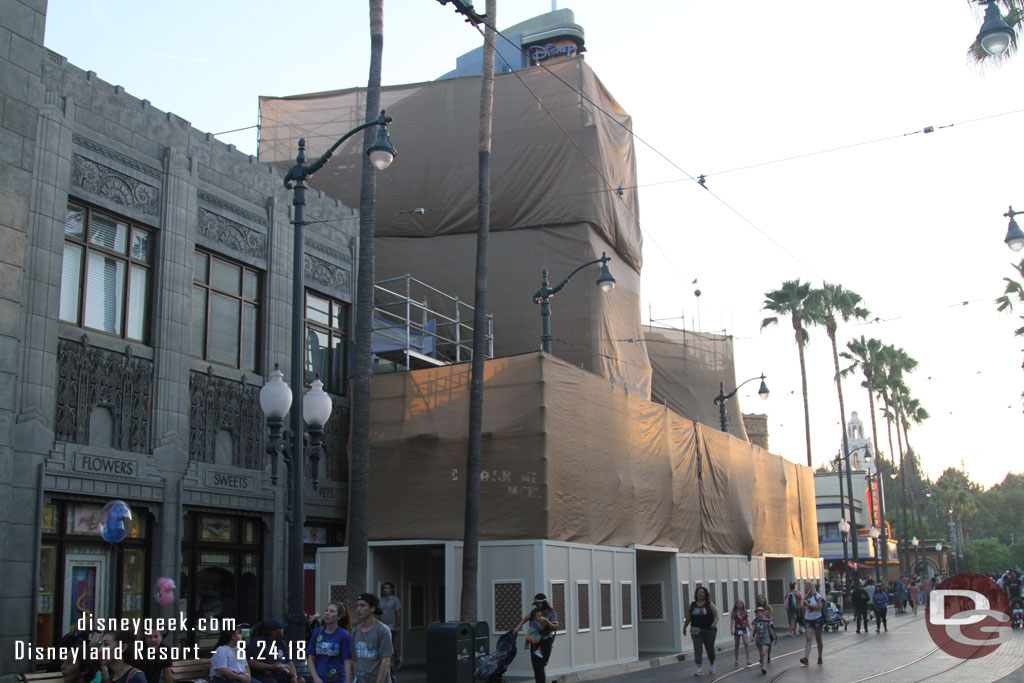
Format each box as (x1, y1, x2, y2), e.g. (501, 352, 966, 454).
(787, 592, 798, 610)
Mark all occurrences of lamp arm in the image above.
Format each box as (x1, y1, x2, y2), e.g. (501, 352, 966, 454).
(535, 254, 611, 301)
(283, 111, 391, 189)
(715, 374, 765, 404)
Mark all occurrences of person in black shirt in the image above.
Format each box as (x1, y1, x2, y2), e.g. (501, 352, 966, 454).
(683, 586, 720, 677)
(131, 627, 172, 683)
(248, 619, 301, 683)
(850, 581, 870, 634)
(1005, 571, 1022, 602)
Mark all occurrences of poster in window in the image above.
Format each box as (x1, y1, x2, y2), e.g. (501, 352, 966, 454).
(42, 505, 56, 533)
(123, 549, 144, 594)
(70, 505, 102, 535)
(201, 517, 233, 542)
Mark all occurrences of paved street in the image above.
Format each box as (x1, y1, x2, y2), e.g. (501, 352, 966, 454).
(531, 613, 1024, 683)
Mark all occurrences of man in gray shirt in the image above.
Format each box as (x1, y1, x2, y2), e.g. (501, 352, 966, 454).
(378, 582, 402, 668)
(353, 592, 393, 683)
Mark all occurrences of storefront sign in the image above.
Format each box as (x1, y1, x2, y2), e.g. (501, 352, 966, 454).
(74, 453, 138, 478)
(529, 42, 577, 62)
(202, 467, 256, 492)
(307, 481, 344, 503)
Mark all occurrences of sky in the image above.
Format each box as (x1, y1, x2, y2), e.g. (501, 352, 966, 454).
(42, 1, 1024, 488)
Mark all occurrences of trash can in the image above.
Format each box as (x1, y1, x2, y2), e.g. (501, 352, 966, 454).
(426, 621, 474, 683)
(468, 620, 490, 666)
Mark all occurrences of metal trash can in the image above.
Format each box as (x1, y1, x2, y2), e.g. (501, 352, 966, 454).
(426, 621, 474, 683)
(468, 620, 490, 667)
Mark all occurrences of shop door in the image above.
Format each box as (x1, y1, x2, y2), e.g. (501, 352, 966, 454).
(63, 550, 108, 633)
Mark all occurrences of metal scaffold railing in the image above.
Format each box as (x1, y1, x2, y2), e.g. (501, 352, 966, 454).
(373, 274, 494, 370)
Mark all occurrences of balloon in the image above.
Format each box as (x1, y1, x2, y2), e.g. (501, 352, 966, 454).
(99, 500, 132, 543)
(155, 577, 176, 607)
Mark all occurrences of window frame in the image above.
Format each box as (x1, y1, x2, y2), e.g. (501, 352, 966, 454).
(304, 290, 350, 396)
(599, 580, 613, 630)
(60, 201, 153, 343)
(192, 249, 261, 371)
(575, 580, 591, 633)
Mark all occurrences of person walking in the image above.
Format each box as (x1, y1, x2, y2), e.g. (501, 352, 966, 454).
(783, 582, 802, 636)
(353, 593, 394, 683)
(753, 594, 775, 663)
(683, 586, 719, 677)
(307, 602, 354, 683)
(851, 581, 870, 633)
(730, 599, 751, 668)
(908, 581, 920, 617)
(799, 582, 824, 666)
(751, 607, 775, 675)
(514, 592, 560, 683)
(378, 583, 402, 670)
(873, 584, 889, 633)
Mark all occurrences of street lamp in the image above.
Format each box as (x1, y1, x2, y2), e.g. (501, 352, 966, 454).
(977, 1, 1015, 57)
(1003, 207, 1024, 251)
(713, 374, 769, 432)
(863, 456, 891, 583)
(869, 526, 882, 585)
(271, 111, 396, 644)
(533, 253, 615, 354)
(911, 536, 920, 576)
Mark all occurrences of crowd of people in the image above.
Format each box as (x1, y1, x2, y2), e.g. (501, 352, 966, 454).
(53, 588, 402, 683)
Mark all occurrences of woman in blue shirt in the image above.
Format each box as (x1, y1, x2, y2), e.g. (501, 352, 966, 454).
(307, 602, 354, 683)
(872, 586, 889, 633)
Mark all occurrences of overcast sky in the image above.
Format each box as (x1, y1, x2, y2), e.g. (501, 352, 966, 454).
(43, 1, 1024, 488)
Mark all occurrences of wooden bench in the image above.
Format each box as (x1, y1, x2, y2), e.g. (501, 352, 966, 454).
(171, 658, 211, 683)
(17, 673, 65, 683)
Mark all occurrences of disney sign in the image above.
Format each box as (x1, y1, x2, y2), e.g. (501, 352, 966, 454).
(529, 42, 577, 62)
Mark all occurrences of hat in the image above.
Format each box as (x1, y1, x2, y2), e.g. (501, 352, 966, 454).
(264, 618, 287, 631)
(533, 593, 548, 603)
(357, 593, 384, 616)
(755, 606, 765, 612)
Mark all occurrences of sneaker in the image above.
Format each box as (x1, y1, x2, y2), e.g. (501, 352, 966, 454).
(746, 660, 752, 666)
(800, 657, 809, 666)
(761, 666, 767, 674)
(817, 658, 823, 665)
(709, 665, 715, 674)
(694, 668, 703, 677)
(734, 660, 739, 668)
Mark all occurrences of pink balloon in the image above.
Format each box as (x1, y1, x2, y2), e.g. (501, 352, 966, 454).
(155, 577, 176, 607)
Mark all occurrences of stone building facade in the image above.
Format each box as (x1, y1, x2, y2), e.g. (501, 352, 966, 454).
(0, 1, 357, 674)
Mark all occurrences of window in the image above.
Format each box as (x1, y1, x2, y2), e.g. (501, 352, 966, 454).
(193, 250, 260, 370)
(680, 582, 690, 616)
(493, 581, 523, 632)
(639, 583, 664, 621)
(305, 292, 349, 395)
(599, 581, 612, 629)
(721, 581, 729, 613)
(621, 582, 633, 627)
(60, 203, 152, 342)
(549, 581, 567, 634)
(576, 582, 591, 632)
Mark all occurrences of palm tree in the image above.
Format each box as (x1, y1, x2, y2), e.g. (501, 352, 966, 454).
(346, 0, 385, 606)
(460, 0, 496, 623)
(968, 0, 1024, 64)
(841, 336, 886, 462)
(877, 345, 919, 573)
(762, 280, 816, 466)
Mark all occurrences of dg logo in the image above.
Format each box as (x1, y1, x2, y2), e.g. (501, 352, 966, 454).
(926, 573, 1011, 659)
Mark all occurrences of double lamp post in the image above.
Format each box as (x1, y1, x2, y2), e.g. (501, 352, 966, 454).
(259, 112, 397, 643)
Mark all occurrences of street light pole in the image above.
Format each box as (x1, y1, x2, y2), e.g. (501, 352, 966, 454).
(832, 452, 852, 595)
(1002, 206, 1024, 251)
(273, 111, 396, 644)
(533, 253, 616, 354)
(870, 526, 882, 586)
(713, 375, 769, 432)
(864, 460, 890, 584)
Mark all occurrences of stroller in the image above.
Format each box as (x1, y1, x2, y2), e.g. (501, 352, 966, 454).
(1012, 599, 1024, 630)
(823, 601, 847, 632)
(474, 630, 519, 682)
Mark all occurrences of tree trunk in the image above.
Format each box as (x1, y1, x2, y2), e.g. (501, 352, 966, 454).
(829, 328, 858, 564)
(460, 0, 496, 622)
(894, 393, 909, 575)
(793, 315, 812, 466)
(346, 0, 384, 607)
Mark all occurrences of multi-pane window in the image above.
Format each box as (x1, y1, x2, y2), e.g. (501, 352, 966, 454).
(193, 250, 259, 370)
(59, 203, 152, 342)
(305, 292, 349, 395)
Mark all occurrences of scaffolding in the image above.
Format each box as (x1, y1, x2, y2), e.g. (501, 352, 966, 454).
(373, 274, 494, 371)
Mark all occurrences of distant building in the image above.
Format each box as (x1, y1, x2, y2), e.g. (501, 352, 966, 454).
(742, 413, 769, 450)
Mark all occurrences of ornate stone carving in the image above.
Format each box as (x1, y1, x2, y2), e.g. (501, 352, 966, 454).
(189, 369, 262, 469)
(55, 338, 153, 453)
(307, 238, 350, 264)
(305, 253, 349, 293)
(199, 191, 268, 227)
(198, 208, 267, 260)
(71, 154, 160, 216)
(72, 134, 162, 178)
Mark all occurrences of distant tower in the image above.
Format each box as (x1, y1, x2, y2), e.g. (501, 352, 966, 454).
(846, 411, 873, 469)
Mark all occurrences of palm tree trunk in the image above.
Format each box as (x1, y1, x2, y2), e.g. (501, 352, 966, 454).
(346, 0, 384, 606)
(460, 0, 496, 622)
(830, 329, 858, 565)
(894, 394, 910, 575)
(793, 317, 812, 466)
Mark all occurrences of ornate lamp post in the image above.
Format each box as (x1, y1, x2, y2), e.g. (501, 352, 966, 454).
(911, 536, 920, 575)
(269, 112, 396, 644)
(533, 253, 615, 354)
(713, 375, 769, 432)
(1002, 207, 1024, 251)
(869, 527, 882, 585)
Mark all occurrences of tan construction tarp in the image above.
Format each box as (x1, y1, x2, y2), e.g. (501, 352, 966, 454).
(258, 58, 642, 270)
(645, 326, 750, 440)
(367, 352, 819, 557)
